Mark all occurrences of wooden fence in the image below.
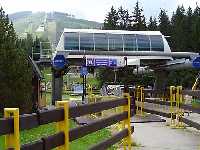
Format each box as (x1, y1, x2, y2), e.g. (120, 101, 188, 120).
(135, 86, 200, 130)
(0, 93, 134, 150)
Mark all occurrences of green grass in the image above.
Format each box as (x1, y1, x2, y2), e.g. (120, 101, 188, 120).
(0, 120, 114, 150)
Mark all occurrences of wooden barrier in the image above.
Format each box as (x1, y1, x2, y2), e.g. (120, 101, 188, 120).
(135, 87, 200, 130)
(0, 94, 133, 150)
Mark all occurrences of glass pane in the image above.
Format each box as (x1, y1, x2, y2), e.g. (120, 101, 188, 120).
(123, 34, 137, 51)
(108, 34, 123, 51)
(80, 33, 94, 51)
(94, 33, 108, 51)
(64, 32, 79, 50)
(137, 34, 150, 51)
(150, 35, 164, 51)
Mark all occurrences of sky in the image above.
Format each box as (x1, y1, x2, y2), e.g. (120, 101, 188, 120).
(0, 0, 199, 22)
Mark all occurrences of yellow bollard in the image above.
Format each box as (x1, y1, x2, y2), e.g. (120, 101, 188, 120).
(122, 93, 132, 150)
(4, 108, 20, 150)
(136, 86, 140, 115)
(176, 86, 185, 128)
(56, 101, 69, 150)
(140, 87, 144, 116)
(170, 86, 176, 127)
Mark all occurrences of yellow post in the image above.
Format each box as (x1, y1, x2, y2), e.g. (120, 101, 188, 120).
(4, 108, 20, 150)
(123, 93, 132, 150)
(136, 86, 140, 115)
(170, 86, 176, 127)
(56, 101, 69, 150)
(176, 86, 184, 128)
(140, 87, 144, 116)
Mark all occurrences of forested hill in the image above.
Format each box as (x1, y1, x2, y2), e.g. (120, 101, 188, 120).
(9, 11, 102, 44)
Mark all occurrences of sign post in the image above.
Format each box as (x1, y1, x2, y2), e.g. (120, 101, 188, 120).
(52, 54, 67, 105)
(80, 66, 88, 104)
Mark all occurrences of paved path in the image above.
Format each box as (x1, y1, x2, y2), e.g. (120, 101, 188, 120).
(131, 120, 200, 150)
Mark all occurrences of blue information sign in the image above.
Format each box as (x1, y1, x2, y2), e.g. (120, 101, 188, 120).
(86, 58, 117, 67)
(53, 55, 66, 69)
(73, 84, 83, 94)
(192, 57, 200, 69)
(80, 67, 88, 76)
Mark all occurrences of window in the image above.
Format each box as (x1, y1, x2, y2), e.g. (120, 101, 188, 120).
(150, 35, 164, 51)
(80, 33, 94, 51)
(137, 34, 150, 51)
(94, 33, 108, 51)
(64, 32, 79, 50)
(123, 34, 137, 51)
(108, 34, 123, 51)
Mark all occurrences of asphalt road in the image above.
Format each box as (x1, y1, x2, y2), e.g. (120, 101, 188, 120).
(132, 120, 200, 150)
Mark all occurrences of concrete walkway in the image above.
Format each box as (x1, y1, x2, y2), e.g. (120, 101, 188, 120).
(132, 120, 200, 150)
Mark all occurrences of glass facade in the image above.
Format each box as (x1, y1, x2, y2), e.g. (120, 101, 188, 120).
(137, 34, 150, 51)
(64, 32, 79, 50)
(108, 34, 123, 51)
(150, 35, 164, 51)
(123, 34, 137, 51)
(94, 33, 108, 51)
(80, 33, 94, 51)
(64, 32, 164, 52)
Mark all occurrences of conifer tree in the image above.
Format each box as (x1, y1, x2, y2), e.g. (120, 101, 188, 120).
(0, 7, 32, 113)
(191, 4, 200, 52)
(103, 6, 119, 30)
(158, 9, 171, 35)
(148, 16, 158, 31)
(131, 1, 146, 30)
(171, 5, 187, 51)
(118, 6, 130, 30)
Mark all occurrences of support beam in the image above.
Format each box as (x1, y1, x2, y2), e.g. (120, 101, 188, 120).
(52, 69, 63, 105)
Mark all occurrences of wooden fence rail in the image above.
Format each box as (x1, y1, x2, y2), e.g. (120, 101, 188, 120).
(136, 87, 200, 130)
(0, 94, 134, 150)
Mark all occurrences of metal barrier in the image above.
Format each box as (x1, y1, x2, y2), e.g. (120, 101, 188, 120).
(0, 94, 134, 150)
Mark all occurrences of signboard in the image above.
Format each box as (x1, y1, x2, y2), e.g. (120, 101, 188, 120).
(73, 84, 83, 94)
(86, 58, 117, 67)
(192, 57, 200, 69)
(80, 67, 88, 76)
(53, 55, 66, 69)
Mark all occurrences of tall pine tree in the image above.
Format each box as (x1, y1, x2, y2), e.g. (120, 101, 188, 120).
(103, 6, 119, 30)
(148, 16, 158, 30)
(118, 6, 130, 30)
(131, 1, 146, 30)
(171, 5, 187, 51)
(191, 4, 200, 52)
(158, 9, 171, 35)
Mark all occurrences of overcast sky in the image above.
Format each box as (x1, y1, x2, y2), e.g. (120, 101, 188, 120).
(0, 0, 199, 22)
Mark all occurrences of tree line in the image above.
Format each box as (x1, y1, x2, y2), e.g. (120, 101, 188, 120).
(104, 1, 200, 52)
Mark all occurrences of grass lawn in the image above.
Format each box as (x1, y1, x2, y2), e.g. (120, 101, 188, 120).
(0, 120, 115, 150)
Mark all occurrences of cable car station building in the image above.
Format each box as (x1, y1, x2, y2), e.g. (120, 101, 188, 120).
(56, 29, 174, 67)
(52, 29, 199, 103)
